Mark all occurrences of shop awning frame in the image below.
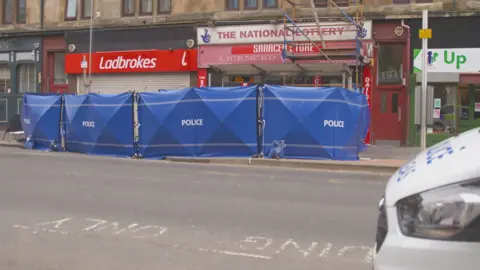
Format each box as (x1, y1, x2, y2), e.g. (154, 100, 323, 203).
(209, 62, 354, 76)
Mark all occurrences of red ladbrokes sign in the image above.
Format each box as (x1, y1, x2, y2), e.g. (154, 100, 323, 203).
(65, 49, 198, 74)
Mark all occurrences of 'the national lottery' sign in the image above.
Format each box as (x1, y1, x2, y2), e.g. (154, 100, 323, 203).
(197, 21, 372, 45)
(413, 48, 480, 73)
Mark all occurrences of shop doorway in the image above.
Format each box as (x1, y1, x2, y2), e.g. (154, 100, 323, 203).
(458, 84, 480, 133)
(374, 89, 405, 144)
(47, 52, 68, 93)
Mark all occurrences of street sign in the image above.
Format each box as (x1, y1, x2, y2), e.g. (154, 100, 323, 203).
(419, 29, 432, 39)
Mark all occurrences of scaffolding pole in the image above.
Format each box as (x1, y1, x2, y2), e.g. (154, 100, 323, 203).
(282, 0, 365, 89)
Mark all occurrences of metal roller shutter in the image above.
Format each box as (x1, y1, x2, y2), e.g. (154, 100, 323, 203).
(78, 73, 191, 93)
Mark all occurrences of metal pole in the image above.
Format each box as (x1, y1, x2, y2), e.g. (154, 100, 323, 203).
(88, 0, 94, 93)
(82, 55, 87, 93)
(420, 10, 428, 149)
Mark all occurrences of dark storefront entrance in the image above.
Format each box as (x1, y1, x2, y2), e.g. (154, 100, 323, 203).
(0, 37, 41, 126)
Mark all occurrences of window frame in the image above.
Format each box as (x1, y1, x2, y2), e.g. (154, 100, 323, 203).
(157, 0, 171, 14)
(313, 0, 328, 8)
(392, 0, 411, 4)
(81, 0, 92, 19)
(16, 0, 27, 24)
(64, 0, 78, 20)
(122, 0, 135, 16)
(140, 0, 153, 15)
(376, 43, 405, 86)
(225, 0, 239, 10)
(16, 62, 36, 94)
(244, 0, 258, 10)
(3, 0, 14, 24)
(263, 0, 277, 8)
(334, 0, 349, 7)
(52, 52, 68, 86)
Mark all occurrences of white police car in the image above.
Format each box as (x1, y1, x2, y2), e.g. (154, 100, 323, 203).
(373, 127, 480, 270)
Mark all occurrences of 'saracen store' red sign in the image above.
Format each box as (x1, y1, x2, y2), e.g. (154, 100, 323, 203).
(65, 49, 198, 74)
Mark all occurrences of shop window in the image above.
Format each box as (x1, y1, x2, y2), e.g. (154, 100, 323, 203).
(82, 0, 92, 18)
(65, 0, 77, 19)
(226, 0, 239, 10)
(17, 63, 35, 93)
(3, 0, 13, 24)
(140, 0, 153, 14)
(158, 0, 171, 13)
(0, 99, 6, 123)
(245, 0, 258, 9)
(322, 75, 343, 87)
(264, 0, 277, 8)
(0, 65, 11, 93)
(474, 89, 480, 120)
(377, 44, 403, 85)
(314, 0, 328, 7)
(432, 84, 458, 134)
(17, 0, 26, 23)
(122, 0, 135, 15)
(53, 53, 68, 85)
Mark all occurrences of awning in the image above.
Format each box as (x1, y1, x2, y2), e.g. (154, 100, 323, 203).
(209, 62, 354, 76)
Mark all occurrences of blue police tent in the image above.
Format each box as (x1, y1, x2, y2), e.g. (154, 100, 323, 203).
(261, 85, 370, 160)
(137, 86, 258, 158)
(21, 94, 62, 150)
(63, 92, 135, 156)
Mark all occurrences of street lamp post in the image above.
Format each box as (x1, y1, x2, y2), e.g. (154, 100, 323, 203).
(88, 0, 94, 93)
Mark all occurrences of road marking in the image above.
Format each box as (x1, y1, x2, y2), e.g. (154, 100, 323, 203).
(328, 179, 346, 184)
(276, 239, 318, 257)
(199, 248, 272, 260)
(319, 243, 333, 258)
(13, 217, 167, 239)
(202, 171, 242, 177)
(13, 225, 69, 235)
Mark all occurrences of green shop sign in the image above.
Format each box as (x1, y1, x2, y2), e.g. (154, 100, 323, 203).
(413, 48, 479, 73)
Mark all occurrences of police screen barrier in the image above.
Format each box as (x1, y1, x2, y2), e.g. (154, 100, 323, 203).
(21, 94, 62, 150)
(261, 85, 370, 160)
(63, 93, 135, 156)
(137, 86, 258, 158)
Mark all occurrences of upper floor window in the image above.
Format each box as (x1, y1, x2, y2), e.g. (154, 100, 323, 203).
(313, 0, 328, 8)
(392, 0, 410, 3)
(140, 0, 153, 14)
(245, 0, 258, 9)
(123, 0, 135, 15)
(158, 0, 171, 13)
(82, 0, 92, 18)
(3, 0, 14, 24)
(226, 0, 239, 10)
(65, 0, 77, 20)
(314, 0, 350, 7)
(264, 0, 277, 8)
(334, 0, 349, 7)
(17, 0, 26, 23)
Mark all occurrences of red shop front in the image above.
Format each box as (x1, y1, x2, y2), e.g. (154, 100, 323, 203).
(198, 42, 364, 87)
(65, 49, 198, 93)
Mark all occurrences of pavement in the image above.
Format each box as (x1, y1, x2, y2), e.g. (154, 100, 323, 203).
(0, 147, 388, 270)
(0, 138, 415, 173)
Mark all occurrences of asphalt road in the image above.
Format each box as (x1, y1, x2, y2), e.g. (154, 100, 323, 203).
(0, 147, 388, 270)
